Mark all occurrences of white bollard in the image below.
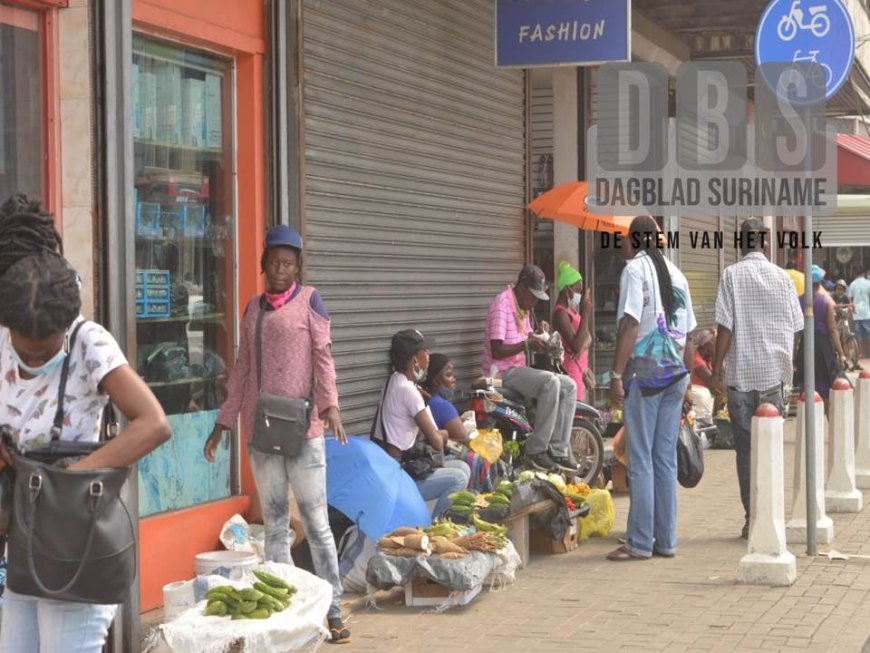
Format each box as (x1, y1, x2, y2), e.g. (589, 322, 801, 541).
(826, 378, 863, 512)
(854, 370, 870, 488)
(738, 403, 796, 587)
(786, 392, 834, 544)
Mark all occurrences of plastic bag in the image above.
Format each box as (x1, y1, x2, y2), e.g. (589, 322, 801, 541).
(677, 421, 704, 488)
(460, 410, 478, 439)
(219, 514, 266, 562)
(578, 489, 615, 540)
(469, 428, 503, 464)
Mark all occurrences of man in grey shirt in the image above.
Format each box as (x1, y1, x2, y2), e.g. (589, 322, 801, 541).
(712, 218, 803, 539)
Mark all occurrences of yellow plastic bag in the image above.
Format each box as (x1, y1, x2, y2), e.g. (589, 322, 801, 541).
(469, 428, 503, 464)
(578, 489, 615, 541)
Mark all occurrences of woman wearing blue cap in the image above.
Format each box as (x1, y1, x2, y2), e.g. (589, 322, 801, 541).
(204, 225, 350, 643)
(795, 264, 847, 404)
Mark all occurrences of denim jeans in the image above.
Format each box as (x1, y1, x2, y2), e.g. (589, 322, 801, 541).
(727, 386, 785, 521)
(624, 376, 690, 557)
(502, 367, 577, 457)
(0, 590, 116, 653)
(415, 459, 471, 517)
(249, 437, 343, 619)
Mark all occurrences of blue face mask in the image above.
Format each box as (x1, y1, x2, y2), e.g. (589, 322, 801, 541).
(12, 340, 67, 377)
(437, 385, 455, 401)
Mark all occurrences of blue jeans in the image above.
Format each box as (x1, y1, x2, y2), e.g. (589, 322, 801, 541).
(249, 438, 343, 619)
(415, 459, 470, 517)
(624, 376, 690, 558)
(502, 367, 577, 457)
(0, 590, 116, 653)
(727, 386, 785, 521)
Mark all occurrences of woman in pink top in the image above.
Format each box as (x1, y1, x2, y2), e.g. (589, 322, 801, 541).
(203, 225, 350, 644)
(552, 261, 594, 401)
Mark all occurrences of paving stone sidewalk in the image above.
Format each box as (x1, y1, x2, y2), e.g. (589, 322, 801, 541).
(343, 417, 870, 653)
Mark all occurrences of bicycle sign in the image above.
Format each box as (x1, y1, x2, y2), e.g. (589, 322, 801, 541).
(756, 0, 855, 101)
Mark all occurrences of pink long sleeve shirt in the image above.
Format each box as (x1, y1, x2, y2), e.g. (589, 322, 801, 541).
(216, 285, 339, 440)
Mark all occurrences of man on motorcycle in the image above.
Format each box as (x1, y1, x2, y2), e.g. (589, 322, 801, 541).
(482, 264, 578, 473)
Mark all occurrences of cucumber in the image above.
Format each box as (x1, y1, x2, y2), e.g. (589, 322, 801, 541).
(248, 608, 272, 619)
(239, 600, 257, 614)
(239, 588, 264, 602)
(204, 600, 228, 617)
(254, 581, 289, 600)
(253, 570, 292, 591)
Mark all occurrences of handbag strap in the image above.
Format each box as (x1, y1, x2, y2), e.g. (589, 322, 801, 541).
(255, 296, 266, 391)
(24, 476, 103, 596)
(370, 374, 394, 446)
(50, 320, 87, 442)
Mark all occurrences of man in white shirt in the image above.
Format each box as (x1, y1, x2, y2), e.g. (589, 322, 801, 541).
(848, 270, 870, 359)
(712, 218, 803, 539)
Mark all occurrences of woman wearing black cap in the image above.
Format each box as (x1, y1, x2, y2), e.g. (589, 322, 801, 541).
(371, 330, 470, 516)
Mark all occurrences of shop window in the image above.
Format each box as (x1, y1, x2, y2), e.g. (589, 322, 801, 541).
(0, 6, 44, 202)
(132, 36, 235, 516)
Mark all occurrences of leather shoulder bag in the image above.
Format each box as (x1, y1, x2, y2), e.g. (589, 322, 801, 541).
(250, 298, 312, 458)
(7, 320, 136, 605)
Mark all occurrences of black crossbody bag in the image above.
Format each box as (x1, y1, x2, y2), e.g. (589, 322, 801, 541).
(7, 320, 136, 604)
(250, 298, 312, 458)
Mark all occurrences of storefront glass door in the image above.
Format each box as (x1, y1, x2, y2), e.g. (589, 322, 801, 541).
(0, 5, 43, 202)
(131, 35, 236, 516)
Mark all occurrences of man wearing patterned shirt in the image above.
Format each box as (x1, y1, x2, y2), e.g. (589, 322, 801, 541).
(482, 264, 577, 473)
(712, 218, 804, 539)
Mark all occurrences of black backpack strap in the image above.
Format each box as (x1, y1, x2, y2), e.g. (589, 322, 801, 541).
(50, 320, 87, 442)
(370, 374, 394, 445)
(255, 295, 266, 391)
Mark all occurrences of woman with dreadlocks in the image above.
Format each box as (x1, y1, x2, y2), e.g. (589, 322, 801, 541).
(0, 199, 170, 652)
(606, 216, 697, 562)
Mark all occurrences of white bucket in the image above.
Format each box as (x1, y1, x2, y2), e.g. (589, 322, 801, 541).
(162, 580, 196, 622)
(194, 550, 258, 580)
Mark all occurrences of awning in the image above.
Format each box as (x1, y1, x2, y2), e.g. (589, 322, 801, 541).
(838, 134, 870, 187)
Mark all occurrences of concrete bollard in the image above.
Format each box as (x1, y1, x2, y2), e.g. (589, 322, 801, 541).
(826, 378, 863, 512)
(786, 392, 834, 544)
(855, 370, 870, 489)
(737, 403, 796, 587)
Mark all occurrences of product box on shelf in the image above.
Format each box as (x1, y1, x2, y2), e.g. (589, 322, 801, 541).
(161, 206, 184, 239)
(136, 269, 172, 319)
(136, 300, 170, 319)
(135, 201, 162, 237)
(183, 205, 207, 238)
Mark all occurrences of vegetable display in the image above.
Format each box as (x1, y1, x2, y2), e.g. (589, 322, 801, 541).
(202, 571, 297, 620)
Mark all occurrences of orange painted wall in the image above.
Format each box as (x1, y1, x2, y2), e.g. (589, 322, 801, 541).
(133, 0, 266, 612)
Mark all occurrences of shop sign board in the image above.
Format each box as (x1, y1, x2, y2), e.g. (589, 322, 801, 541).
(755, 0, 855, 101)
(495, 0, 630, 68)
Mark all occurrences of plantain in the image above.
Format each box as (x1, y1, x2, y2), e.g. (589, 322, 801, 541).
(448, 490, 476, 504)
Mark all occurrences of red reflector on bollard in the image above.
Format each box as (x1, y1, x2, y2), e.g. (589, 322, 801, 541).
(755, 403, 780, 418)
(798, 392, 824, 403)
(832, 378, 852, 391)
(860, 370, 870, 380)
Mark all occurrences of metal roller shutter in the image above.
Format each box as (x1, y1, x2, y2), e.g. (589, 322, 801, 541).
(301, 0, 527, 431)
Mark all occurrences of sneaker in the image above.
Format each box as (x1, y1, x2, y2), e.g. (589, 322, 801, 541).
(524, 451, 557, 471)
(552, 455, 579, 474)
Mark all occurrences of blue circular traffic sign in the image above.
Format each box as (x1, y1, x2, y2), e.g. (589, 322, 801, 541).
(755, 0, 855, 100)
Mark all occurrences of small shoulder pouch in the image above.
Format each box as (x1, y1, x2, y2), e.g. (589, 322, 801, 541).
(251, 298, 311, 458)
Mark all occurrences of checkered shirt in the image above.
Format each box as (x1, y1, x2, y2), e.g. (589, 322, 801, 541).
(714, 253, 804, 392)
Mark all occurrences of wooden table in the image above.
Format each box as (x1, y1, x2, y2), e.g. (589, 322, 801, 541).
(497, 499, 557, 569)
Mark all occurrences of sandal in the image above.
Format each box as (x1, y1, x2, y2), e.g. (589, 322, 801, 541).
(328, 617, 351, 645)
(606, 545, 649, 561)
(653, 549, 675, 558)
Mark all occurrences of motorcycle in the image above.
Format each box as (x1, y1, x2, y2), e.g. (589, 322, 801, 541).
(455, 376, 606, 485)
(777, 1, 831, 41)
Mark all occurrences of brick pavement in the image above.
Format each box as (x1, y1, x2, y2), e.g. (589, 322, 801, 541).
(342, 416, 870, 653)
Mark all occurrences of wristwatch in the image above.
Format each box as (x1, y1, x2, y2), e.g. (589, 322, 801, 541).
(610, 371, 622, 380)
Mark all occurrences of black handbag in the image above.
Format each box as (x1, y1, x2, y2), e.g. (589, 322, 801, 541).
(250, 298, 312, 458)
(677, 420, 704, 489)
(6, 320, 136, 604)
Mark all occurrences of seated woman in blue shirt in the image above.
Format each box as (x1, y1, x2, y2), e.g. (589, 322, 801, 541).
(422, 353, 502, 490)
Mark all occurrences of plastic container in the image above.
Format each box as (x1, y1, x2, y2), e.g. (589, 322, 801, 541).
(162, 579, 196, 622)
(194, 550, 258, 580)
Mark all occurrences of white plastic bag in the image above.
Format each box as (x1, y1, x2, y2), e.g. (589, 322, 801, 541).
(219, 514, 266, 562)
(461, 410, 478, 440)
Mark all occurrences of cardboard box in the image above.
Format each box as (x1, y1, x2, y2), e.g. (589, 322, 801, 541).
(404, 576, 482, 608)
(529, 519, 578, 555)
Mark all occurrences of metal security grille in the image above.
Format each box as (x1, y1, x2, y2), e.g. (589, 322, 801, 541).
(301, 0, 527, 431)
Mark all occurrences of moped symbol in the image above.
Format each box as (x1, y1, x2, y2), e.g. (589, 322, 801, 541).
(793, 49, 833, 88)
(777, 1, 831, 40)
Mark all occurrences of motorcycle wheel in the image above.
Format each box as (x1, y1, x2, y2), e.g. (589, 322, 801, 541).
(570, 419, 604, 485)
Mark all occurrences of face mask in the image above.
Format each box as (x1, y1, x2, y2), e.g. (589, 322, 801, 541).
(437, 385, 455, 401)
(12, 346, 66, 377)
(414, 365, 426, 383)
(569, 291, 583, 308)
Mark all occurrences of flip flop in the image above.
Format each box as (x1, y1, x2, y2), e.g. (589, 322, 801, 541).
(606, 545, 648, 561)
(328, 617, 351, 645)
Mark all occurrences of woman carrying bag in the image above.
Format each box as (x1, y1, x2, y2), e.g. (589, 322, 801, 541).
(204, 225, 350, 644)
(0, 203, 171, 652)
